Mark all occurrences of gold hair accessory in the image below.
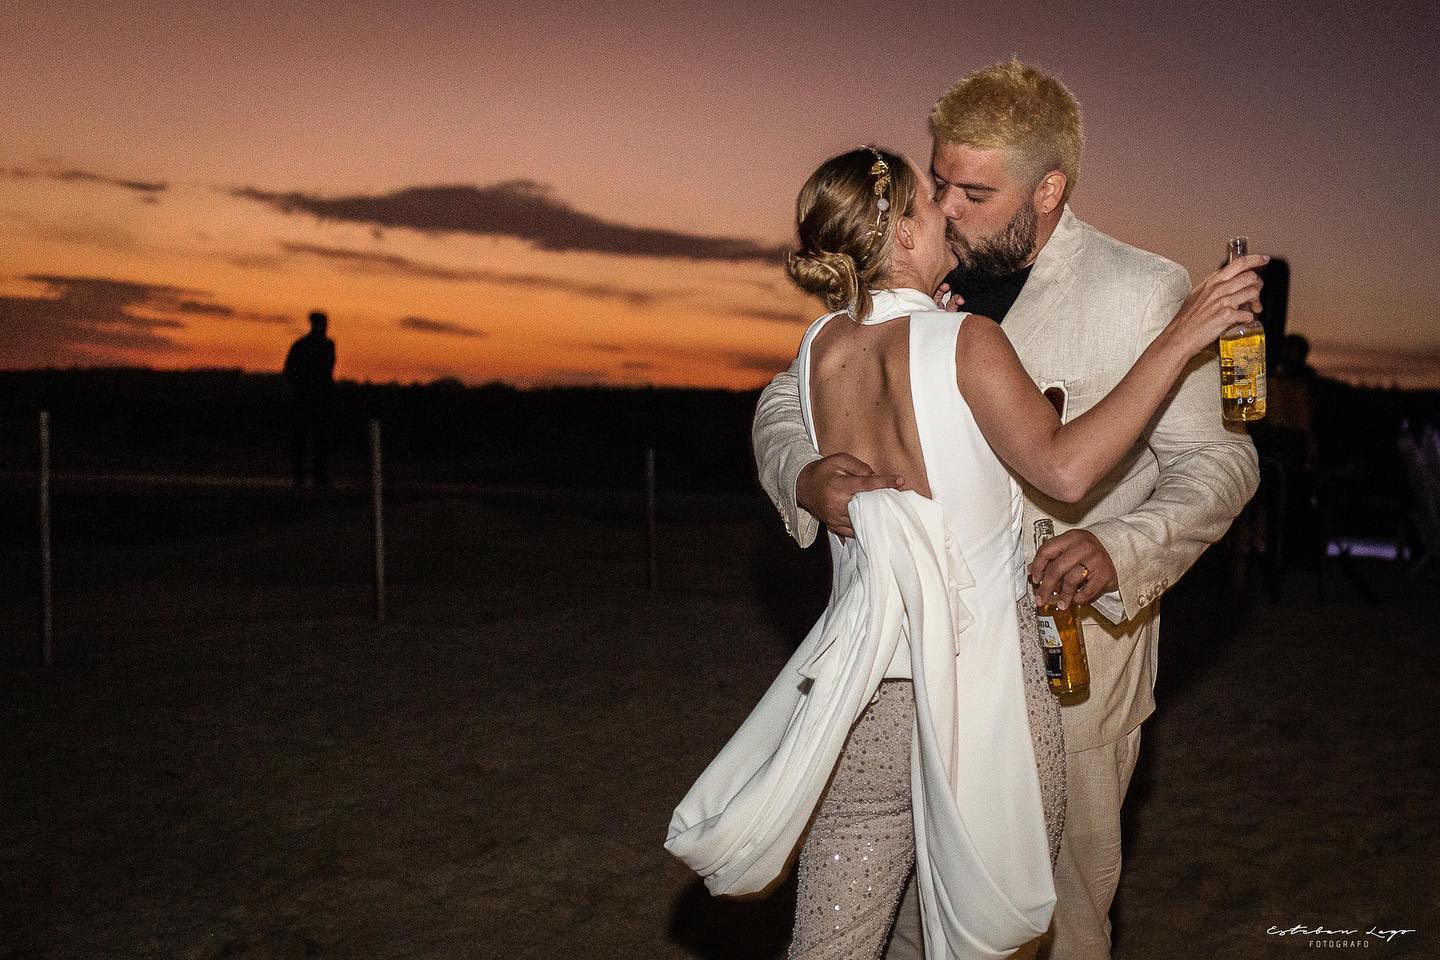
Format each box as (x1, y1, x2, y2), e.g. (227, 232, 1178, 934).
(861, 145, 892, 253)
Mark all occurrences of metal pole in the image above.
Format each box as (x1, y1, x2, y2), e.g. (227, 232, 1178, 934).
(646, 447, 657, 589)
(369, 419, 386, 622)
(39, 411, 53, 668)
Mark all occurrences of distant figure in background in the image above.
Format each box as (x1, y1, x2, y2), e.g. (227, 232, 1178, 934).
(1257, 257, 1290, 364)
(1239, 333, 1317, 581)
(1265, 334, 1318, 468)
(1398, 420, 1440, 568)
(283, 310, 336, 487)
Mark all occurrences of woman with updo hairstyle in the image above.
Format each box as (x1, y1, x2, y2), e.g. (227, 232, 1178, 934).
(785, 147, 922, 324)
(668, 146, 1266, 958)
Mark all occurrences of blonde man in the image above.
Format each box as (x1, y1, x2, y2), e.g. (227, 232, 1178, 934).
(752, 60, 1258, 959)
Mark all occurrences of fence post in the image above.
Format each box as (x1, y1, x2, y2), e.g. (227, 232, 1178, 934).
(39, 411, 53, 668)
(369, 419, 386, 622)
(646, 447, 657, 589)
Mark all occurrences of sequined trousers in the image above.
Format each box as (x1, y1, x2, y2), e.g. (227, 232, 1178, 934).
(787, 598, 1067, 960)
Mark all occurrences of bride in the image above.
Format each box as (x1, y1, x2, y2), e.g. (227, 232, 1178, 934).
(667, 146, 1263, 959)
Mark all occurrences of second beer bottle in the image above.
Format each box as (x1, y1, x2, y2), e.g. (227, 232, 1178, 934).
(1033, 518, 1090, 698)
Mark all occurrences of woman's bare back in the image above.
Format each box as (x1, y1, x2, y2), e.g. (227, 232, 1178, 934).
(809, 315, 931, 500)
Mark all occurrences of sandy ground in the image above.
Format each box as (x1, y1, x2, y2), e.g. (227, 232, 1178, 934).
(1, 488, 1435, 958)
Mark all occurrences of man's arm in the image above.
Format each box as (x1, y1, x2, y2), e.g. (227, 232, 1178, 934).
(754, 357, 918, 547)
(753, 358, 823, 547)
(1084, 267, 1260, 623)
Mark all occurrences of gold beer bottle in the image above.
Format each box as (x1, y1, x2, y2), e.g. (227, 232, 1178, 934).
(1033, 519, 1090, 697)
(1219, 236, 1267, 422)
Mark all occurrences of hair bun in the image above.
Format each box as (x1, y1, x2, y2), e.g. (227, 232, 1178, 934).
(786, 249, 859, 312)
(786, 147, 912, 321)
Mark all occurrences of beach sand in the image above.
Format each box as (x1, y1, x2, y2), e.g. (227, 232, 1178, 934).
(1, 489, 1434, 958)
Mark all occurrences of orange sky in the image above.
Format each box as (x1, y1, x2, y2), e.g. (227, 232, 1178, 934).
(3, 0, 1438, 389)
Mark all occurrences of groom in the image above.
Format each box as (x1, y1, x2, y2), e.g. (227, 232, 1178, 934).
(752, 60, 1258, 959)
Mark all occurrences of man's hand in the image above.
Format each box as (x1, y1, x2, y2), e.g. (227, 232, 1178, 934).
(796, 454, 904, 539)
(1030, 529, 1119, 610)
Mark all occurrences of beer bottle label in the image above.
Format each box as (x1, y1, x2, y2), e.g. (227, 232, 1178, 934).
(1044, 648, 1063, 680)
(1037, 614, 1063, 650)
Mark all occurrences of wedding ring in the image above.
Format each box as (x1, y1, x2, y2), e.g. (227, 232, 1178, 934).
(1079, 564, 1090, 581)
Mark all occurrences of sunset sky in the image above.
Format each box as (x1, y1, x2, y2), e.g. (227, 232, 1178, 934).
(3, 0, 1438, 389)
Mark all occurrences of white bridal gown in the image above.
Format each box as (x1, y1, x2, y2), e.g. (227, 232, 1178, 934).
(665, 288, 1056, 959)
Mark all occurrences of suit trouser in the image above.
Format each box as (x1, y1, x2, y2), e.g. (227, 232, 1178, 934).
(884, 725, 1143, 960)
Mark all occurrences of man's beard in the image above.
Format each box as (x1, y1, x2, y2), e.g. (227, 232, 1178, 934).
(949, 201, 1037, 287)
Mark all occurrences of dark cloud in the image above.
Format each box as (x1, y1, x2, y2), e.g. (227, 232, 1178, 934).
(29, 220, 143, 252)
(174, 299, 292, 325)
(6, 166, 168, 196)
(397, 316, 487, 339)
(234, 181, 784, 263)
(283, 242, 458, 278)
(736, 306, 809, 325)
(173, 299, 233, 317)
(0, 274, 190, 366)
(0, 274, 299, 368)
(279, 241, 668, 306)
(536, 348, 788, 385)
(720, 349, 794, 376)
(587, 341, 791, 381)
(225, 252, 287, 271)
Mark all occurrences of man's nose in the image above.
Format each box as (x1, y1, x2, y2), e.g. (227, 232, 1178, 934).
(937, 192, 964, 221)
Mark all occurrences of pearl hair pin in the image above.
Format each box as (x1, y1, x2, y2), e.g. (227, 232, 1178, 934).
(861, 146, 893, 254)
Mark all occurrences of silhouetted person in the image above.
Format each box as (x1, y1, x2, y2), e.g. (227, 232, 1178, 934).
(1240, 333, 1319, 589)
(1266, 334, 1317, 463)
(283, 310, 336, 487)
(1258, 256, 1290, 364)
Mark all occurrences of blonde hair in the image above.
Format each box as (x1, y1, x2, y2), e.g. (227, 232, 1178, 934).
(785, 147, 918, 322)
(929, 58, 1083, 202)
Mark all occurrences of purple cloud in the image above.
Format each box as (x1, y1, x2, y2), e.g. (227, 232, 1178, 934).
(234, 181, 784, 263)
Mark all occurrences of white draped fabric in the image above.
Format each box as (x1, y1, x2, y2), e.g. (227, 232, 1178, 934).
(665, 290, 1055, 959)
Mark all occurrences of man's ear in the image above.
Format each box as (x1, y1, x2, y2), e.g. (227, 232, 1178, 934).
(1034, 171, 1067, 215)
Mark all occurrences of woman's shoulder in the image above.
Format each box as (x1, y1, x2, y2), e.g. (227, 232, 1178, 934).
(801, 307, 848, 338)
(797, 308, 849, 357)
(953, 311, 1001, 339)
(951, 313, 1014, 381)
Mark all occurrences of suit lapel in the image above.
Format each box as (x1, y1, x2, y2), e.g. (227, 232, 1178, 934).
(1004, 205, 1083, 358)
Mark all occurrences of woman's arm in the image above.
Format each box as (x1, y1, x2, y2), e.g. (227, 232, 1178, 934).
(958, 255, 1266, 502)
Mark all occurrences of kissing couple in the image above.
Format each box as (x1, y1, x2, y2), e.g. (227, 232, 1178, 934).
(668, 59, 1262, 960)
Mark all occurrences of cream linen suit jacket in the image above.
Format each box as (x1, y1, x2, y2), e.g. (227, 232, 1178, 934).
(752, 206, 1259, 751)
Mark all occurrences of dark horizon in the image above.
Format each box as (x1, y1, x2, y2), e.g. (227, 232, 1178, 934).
(6, 360, 1440, 397)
